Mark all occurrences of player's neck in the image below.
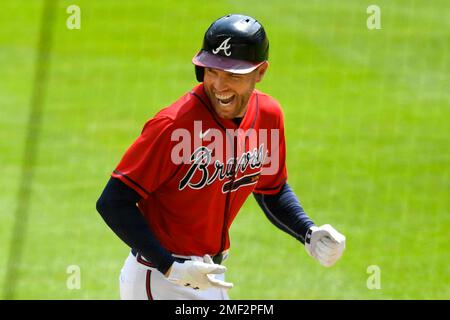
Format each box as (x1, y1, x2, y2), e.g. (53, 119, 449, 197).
(232, 117, 243, 126)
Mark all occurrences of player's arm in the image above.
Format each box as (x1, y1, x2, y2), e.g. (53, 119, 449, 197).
(96, 177, 175, 275)
(96, 178, 233, 289)
(253, 182, 346, 267)
(253, 182, 314, 244)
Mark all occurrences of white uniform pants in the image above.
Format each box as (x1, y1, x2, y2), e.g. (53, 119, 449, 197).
(119, 252, 230, 300)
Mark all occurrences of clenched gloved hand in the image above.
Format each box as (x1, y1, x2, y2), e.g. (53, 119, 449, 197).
(166, 254, 234, 290)
(305, 224, 346, 267)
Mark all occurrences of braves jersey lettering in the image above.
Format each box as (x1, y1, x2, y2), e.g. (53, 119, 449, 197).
(179, 144, 267, 191)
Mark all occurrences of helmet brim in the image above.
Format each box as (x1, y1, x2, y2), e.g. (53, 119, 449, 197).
(192, 50, 265, 74)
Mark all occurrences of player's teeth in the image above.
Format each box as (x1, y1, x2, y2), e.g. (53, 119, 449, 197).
(215, 93, 234, 100)
(216, 94, 234, 105)
(219, 99, 231, 105)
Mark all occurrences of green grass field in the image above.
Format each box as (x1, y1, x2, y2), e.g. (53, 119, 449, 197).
(0, 0, 448, 299)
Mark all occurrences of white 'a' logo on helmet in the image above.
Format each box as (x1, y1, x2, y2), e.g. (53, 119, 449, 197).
(212, 37, 232, 56)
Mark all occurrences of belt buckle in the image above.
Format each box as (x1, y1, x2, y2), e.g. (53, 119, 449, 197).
(212, 253, 223, 265)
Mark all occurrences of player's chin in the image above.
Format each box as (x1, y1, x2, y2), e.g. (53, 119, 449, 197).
(214, 104, 237, 119)
(216, 111, 234, 120)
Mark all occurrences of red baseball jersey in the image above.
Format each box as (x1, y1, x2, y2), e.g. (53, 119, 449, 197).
(112, 83, 287, 256)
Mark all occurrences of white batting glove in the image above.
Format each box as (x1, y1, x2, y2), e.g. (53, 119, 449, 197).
(167, 255, 234, 290)
(305, 224, 346, 267)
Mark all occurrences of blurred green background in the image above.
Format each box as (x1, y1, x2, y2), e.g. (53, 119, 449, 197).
(0, 0, 448, 299)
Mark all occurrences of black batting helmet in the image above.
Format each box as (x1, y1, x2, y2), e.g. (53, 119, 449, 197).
(192, 14, 269, 82)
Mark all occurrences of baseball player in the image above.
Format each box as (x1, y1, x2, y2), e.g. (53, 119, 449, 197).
(96, 14, 346, 300)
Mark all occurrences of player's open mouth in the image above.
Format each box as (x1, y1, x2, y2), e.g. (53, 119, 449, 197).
(215, 93, 235, 106)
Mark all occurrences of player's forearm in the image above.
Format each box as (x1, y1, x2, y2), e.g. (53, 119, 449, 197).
(253, 182, 315, 244)
(96, 178, 175, 275)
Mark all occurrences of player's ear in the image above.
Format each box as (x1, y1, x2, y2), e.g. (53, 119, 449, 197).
(255, 61, 269, 83)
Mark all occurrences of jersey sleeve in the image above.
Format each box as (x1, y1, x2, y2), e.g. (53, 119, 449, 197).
(111, 116, 178, 199)
(253, 108, 288, 195)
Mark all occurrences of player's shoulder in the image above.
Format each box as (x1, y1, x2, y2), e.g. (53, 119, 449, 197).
(254, 89, 284, 119)
(143, 84, 204, 131)
(153, 91, 198, 121)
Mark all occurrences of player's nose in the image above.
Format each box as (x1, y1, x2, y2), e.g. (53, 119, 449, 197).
(211, 73, 230, 92)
